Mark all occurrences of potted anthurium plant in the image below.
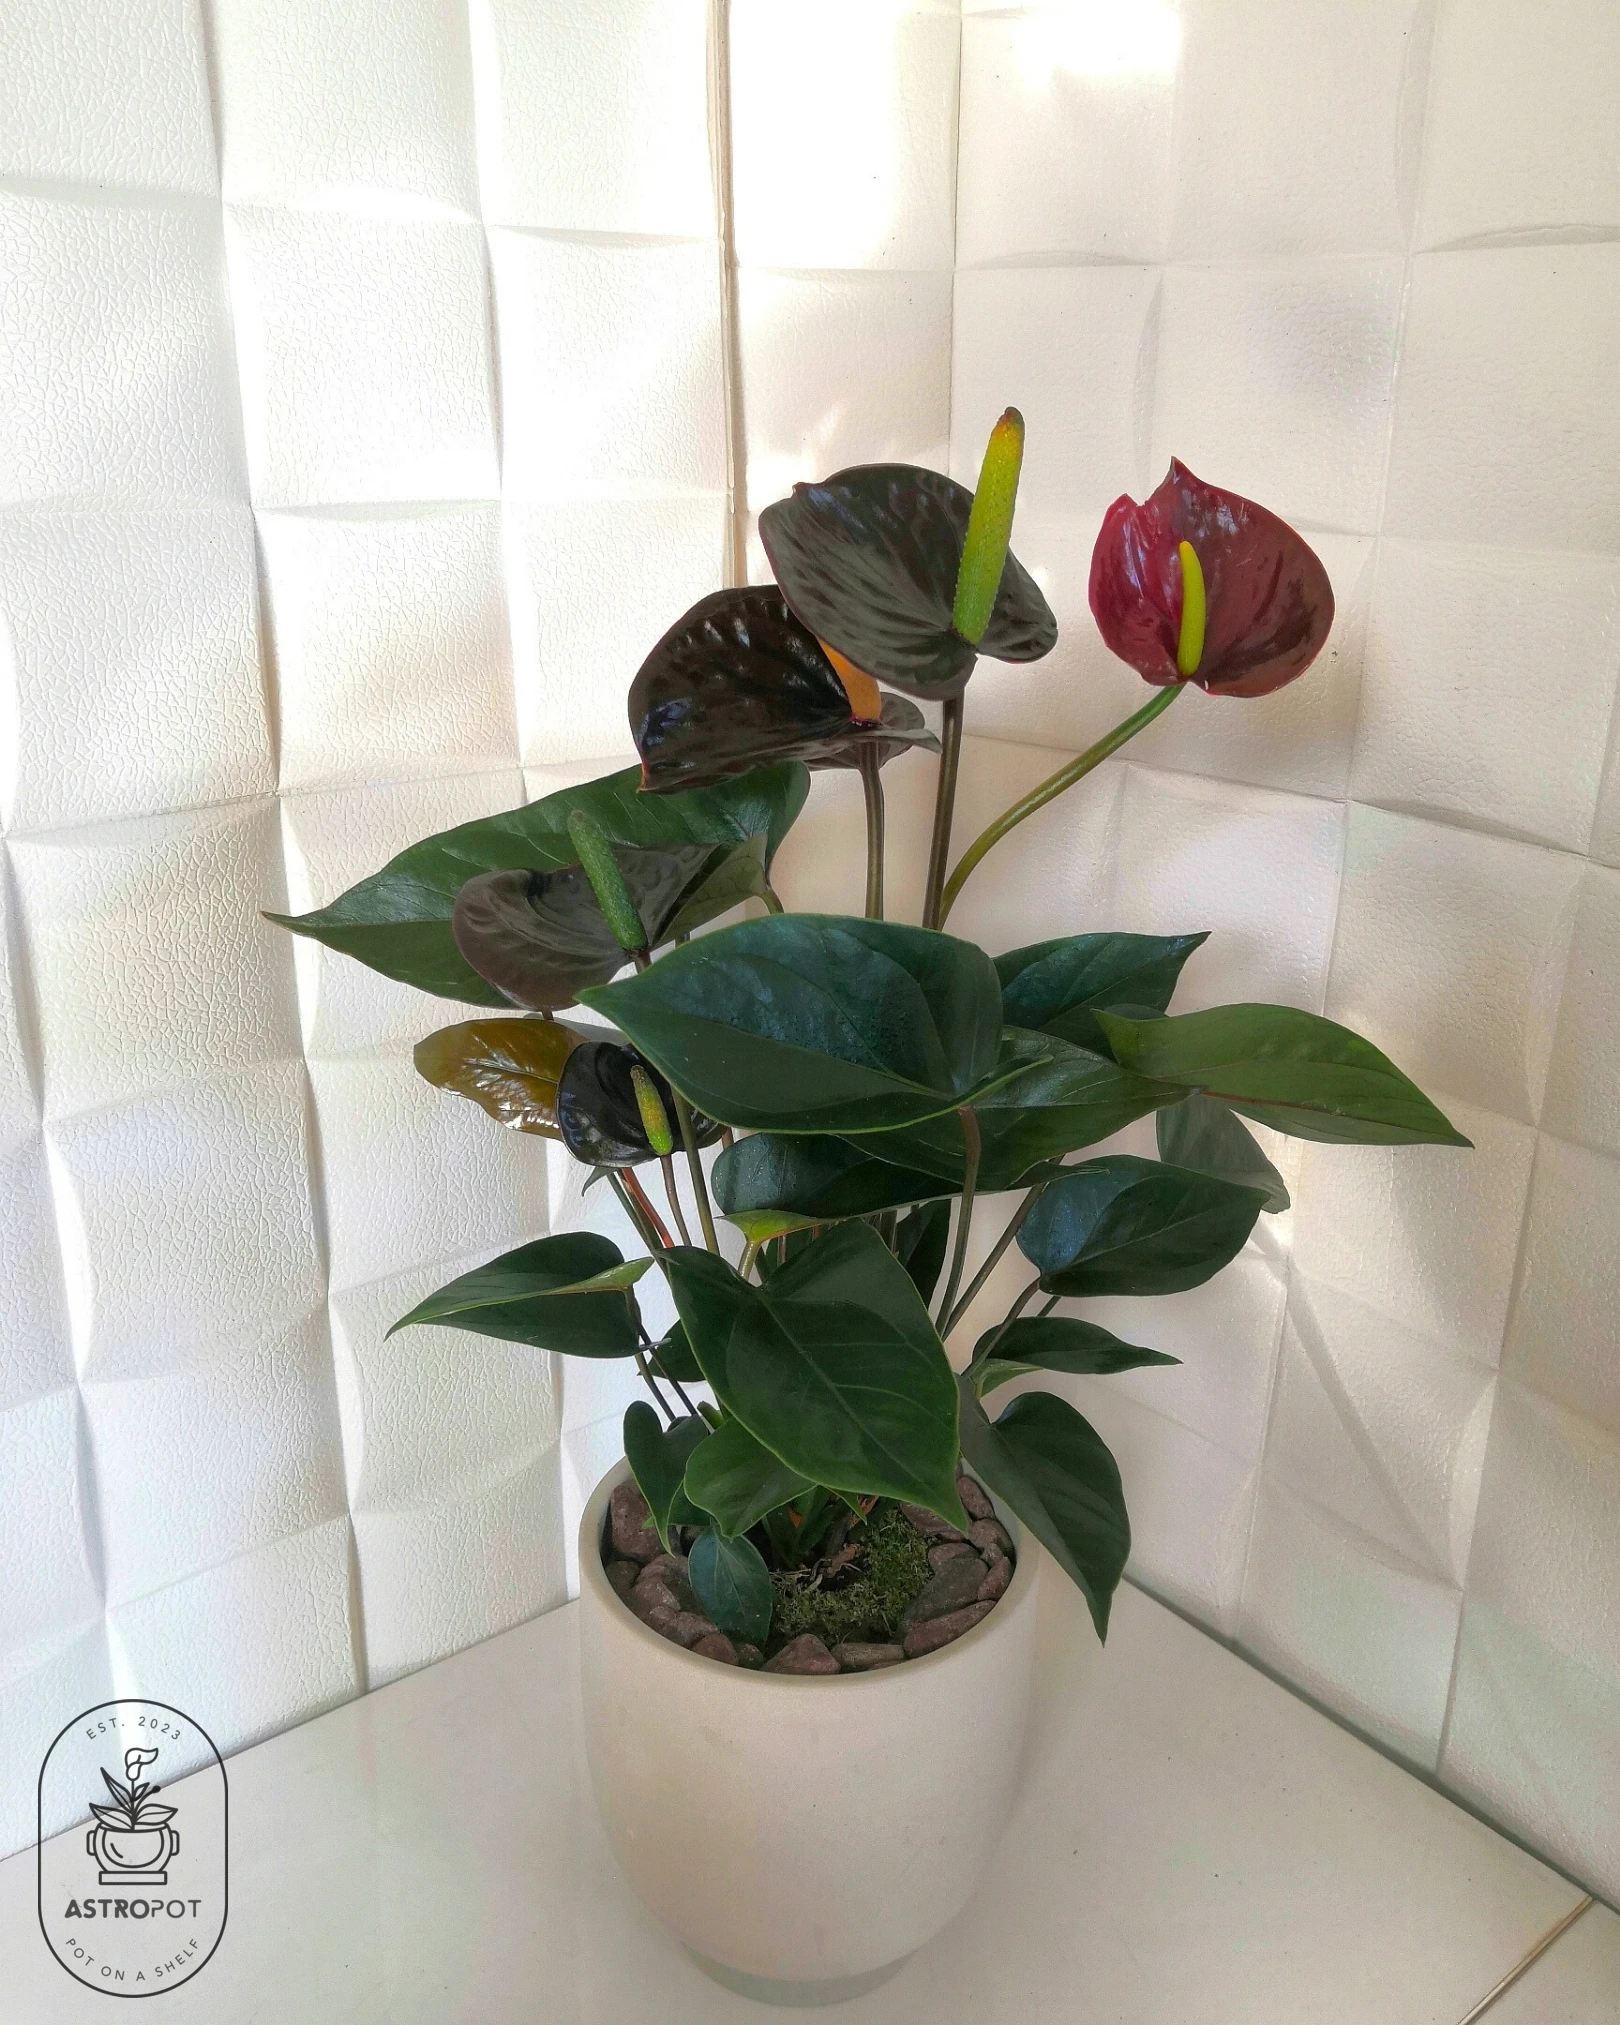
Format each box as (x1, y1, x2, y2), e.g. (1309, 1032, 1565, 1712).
(272, 416, 1466, 2004)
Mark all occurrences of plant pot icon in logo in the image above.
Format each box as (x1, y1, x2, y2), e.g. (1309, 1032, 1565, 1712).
(84, 1746, 179, 1884)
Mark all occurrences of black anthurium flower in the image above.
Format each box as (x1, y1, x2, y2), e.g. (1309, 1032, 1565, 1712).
(758, 463, 1057, 701)
(557, 1039, 721, 1166)
(452, 841, 731, 1011)
(630, 585, 938, 795)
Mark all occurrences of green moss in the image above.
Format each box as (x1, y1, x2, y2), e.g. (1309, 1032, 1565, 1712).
(767, 1502, 933, 1655)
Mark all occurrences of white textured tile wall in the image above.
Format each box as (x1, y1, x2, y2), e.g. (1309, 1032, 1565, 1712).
(952, 0, 1620, 1905)
(3, 0, 1614, 1913)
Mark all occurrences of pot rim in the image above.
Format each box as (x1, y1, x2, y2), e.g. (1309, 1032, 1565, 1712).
(579, 1455, 1040, 1689)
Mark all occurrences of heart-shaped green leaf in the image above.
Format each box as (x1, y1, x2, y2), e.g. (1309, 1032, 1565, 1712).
(267, 762, 810, 1004)
(970, 1316, 1179, 1398)
(452, 842, 731, 1010)
(663, 1222, 966, 1525)
(661, 835, 772, 941)
(389, 1232, 650, 1355)
(758, 464, 1057, 700)
(1018, 1155, 1266, 1297)
(689, 1527, 775, 1644)
(1096, 1004, 1471, 1146)
(631, 586, 939, 794)
(584, 915, 1008, 1136)
(894, 1199, 951, 1307)
(413, 1017, 585, 1136)
(996, 932, 1208, 1054)
(713, 1132, 953, 1225)
(957, 1380, 1129, 1641)
(1156, 1092, 1290, 1211)
(842, 1028, 1174, 1189)
(623, 1403, 710, 1552)
(647, 1321, 705, 1385)
(683, 1418, 814, 1537)
(556, 1040, 721, 1168)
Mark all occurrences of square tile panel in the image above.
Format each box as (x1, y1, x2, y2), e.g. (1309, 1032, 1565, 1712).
(263, 504, 517, 791)
(471, 0, 714, 238)
(1501, 1135, 1620, 1440)
(211, 0, 479, 214)
(1540, 864, 1620, 1158)
(226, 204, 498, 509)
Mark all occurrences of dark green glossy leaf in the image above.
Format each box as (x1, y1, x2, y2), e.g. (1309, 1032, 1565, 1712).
(1156, 1092, 1290, 1212)
(758, 463, 1057, 700)
(623, 1404, 709, 1553)
(662, 835, 771, 941)
(688, 1528, 774, 1644)
(266, 762, 810, 1004)
(451, 842, 725, 1011)
(996, 932, 1208, 1055)
(631, 586, 939, 795)
(1018, 1155, 1266, 1297)
(843, 1028, 1174, 1189)
(413, 1017, 584, 1137)
(683, 1418, 814, 1537)
(556, 1040, 721, 1168)
(647, 1321, 705, 1386)
(894, 1199, 951, 1307)
(957, 1381, 1129, 1641)
(663, 1222, 966, 1524)
(970, 1316, 1179, 1398)
(584, 915, 1007, 1136)
(388, 1232, 649, 1355)
(712, 1133, 953, 1224)
(1097, 1004, 1471, 1146)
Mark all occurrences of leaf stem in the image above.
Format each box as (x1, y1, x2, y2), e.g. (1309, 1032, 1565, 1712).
(858, 743, 885, 920)
(967, 1277, 1041, 1376)
(943, 1180, 1047, 1336)
(758, 882, 785, 916)
(738, 1238, 762, 1281)
(658, 1154, 693, 1246)
(922, 694, 966, 930)
(633, 1343, 675, 1421)
(672, 1092, 721, 1253)
(934, 1108, 981, 1333)
(642, 1329, 701, 1418)
(620, 1167, 673, 1249)
(938, 684, 1182, 926)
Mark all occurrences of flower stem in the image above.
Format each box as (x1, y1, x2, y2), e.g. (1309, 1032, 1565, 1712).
(934, 1108, 981, 1333)
(943, 1180, 1047, 1337)
(922, 694, 966, 929)
(938, 684, 1182, 926)
(608, 1168, 671, 1252)
(658, 1154, 693, 1246)
(672, 1091, 720, 1253)
(858, 743, 885, 920)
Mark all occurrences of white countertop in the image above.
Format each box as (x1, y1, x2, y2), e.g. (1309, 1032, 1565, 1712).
(4, 1575, 1613, 2023)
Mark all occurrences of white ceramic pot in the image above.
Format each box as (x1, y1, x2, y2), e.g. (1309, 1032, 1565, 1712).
(577, 1459, 1041, 2006)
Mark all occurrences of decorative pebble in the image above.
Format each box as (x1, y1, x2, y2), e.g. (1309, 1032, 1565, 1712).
(605, 1559, 641, 1600)
(928, 1541, 978, 1571)
(903, 1601, 994, 1657)
(956, 1474, 995, 1522)
(901, 1552, 991, 1627)
(671, 1611, 719, 1647)
(629, 1575, 680, 1619)
(899, 1503, 966, 1543)
(832, 1643, 905, 1671)
(692, 1633, 738, 1664)
(764, 1634, 840, 1675)
(976, 1555, 1013, 1603)
(642, 1551, 689, 1585)
(969, 1517, 1013, 1562)
(610, 1482, 661, 1562)
(642, 1605, 685, 1644)
(735, 1644, 764, 1668)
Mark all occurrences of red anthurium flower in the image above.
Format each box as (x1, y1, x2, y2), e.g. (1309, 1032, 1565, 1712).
(1089, 460, 1334, 698)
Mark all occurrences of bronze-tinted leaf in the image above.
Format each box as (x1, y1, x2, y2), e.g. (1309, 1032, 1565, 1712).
(630, 586, 937, 794)
(758, 463, 1057, 700)
(557, 1039, 722, 1167)
(451, 841, 725, 1010)
(413, 1017, 585, 1137)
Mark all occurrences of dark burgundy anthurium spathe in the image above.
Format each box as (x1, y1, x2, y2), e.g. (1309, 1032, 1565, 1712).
(759, 464, 1057, 701)
(629, 586, 938, 795)
(1089, 461, 1334, 698)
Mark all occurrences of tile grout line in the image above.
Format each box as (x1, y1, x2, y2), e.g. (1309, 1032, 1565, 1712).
(1453, 1895, 1594, 2024)
(708, 0, 747, 590)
